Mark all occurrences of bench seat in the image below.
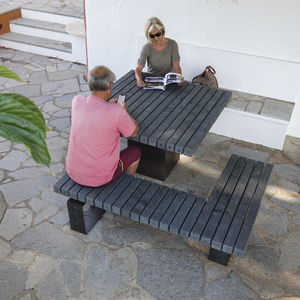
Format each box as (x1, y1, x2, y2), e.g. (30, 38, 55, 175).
(53, 154, 273, 265)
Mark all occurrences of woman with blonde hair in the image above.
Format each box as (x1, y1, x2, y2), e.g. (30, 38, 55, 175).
(135, 17, 184, 87)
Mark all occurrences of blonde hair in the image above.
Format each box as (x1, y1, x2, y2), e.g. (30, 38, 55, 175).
(144, 17, 165, 43)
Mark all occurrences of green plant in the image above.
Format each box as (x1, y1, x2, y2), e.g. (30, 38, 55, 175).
(0, 65, 51, 168)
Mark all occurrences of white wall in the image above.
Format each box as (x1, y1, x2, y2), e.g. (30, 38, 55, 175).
(85, 0, 300, 144)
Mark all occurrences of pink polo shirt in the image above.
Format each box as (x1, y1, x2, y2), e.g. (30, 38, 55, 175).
(66, 95, 136, 187)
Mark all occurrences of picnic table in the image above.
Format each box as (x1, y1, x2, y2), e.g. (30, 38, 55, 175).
(111, 70, 232, 180)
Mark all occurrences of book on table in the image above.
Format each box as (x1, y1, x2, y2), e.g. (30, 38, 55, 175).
(144, 72, 182, 90)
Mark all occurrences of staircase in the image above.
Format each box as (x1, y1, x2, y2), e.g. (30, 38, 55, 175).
(0, 6, 86, 63)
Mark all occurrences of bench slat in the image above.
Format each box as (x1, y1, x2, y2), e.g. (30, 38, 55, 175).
(86, 185, 107, 204)
(173, 89, 224, 154)
(121, 180, 152, 218)
(61, 178, 77, 196)
(189, 154, 239, 241)
(221, 161, 265, 254)
(103, 175, 135, 211)
(69, 183, 85, 200)
(140, 185, 169, 224)
(169, 194, 197, 234)
(53, 173, 70, 193)
(210, 159, 256, 250)
(112, 177, 143, 215)
(179, 197, 206, 238)
(200, 157, 247, 245)
(130, 182, 161, 221)
(78, 186, 94, 203)
(156, 86, 209, 150)
(94, 174, 127, 208)
(159, 191, 188, 231)
(233, 163, 273, 257)
(149, 188, 178, 228)
(182, 91, 231, 156)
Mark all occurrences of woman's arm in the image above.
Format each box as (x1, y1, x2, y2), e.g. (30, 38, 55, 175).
(135, 64, 145, 88)
(173, 61, 184, 86)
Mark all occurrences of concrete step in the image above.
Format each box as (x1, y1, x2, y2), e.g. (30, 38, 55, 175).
(0, 32, 72, 61)
(10, 18, 71, 42)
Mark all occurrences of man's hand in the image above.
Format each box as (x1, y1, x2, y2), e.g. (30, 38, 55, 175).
(108, 97, 118, 103)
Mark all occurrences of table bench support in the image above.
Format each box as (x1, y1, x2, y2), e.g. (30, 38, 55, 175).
(67, 198, 105, 234)
(128, 140, 179, 181)
(208, 248, 231, 265)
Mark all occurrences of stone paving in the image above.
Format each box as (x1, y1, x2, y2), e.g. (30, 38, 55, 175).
(0, 47, 300, 300)
(0, 0, 84, 18)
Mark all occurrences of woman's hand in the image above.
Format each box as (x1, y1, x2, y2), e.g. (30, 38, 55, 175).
(177, 76, 184, 86)
(137, 79, 145, 88)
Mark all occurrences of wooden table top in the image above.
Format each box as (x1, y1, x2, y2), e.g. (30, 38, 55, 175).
(111, 70, 232, 156)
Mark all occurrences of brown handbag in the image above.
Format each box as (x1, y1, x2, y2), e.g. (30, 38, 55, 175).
(192, 65, 218, 88)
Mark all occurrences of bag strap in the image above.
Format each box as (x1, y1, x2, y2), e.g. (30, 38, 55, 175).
(206, 66, 216, 74)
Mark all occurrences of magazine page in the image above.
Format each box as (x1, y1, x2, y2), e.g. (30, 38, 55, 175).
(144, 76, 166, 90)
(165, 72, 181, 85)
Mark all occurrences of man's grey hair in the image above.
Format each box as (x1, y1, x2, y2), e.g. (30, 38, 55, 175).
(87, 66, 116, 91)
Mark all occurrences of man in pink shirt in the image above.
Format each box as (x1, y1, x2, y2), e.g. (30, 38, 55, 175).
(66, 66, 141, 187)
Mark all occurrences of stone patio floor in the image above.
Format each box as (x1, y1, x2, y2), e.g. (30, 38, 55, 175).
(0, 48, 300, 300)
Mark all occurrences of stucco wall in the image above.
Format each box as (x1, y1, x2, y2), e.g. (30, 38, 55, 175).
(85, 0, 300, 140)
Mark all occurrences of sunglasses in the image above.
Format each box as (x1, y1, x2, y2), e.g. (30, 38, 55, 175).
(149, 32, 162, 39)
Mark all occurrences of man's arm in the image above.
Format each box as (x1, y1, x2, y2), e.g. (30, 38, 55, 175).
(124, 103, 139, 137)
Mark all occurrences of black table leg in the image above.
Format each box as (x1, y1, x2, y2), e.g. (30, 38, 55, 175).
(128, 140, 179, 181)
(67, 198, 105, 234)
(208, 248, 231, 265)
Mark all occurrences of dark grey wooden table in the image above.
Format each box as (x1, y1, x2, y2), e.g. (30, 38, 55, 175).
(111, 70, 232, 180)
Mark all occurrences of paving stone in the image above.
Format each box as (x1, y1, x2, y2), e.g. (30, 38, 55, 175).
(0, 208, 33, 240)
(24, 63, 45, 72)
(12, 51, 34, 62)
(54, 93, 76, 107)
(260, 284, 284, 299)
(233, 245, 278, 282)
(26, 254, 57, 289)
(137, 248, 204, 300)
(70, 64, 86, 72)
(49, 117, 71, 131)
(227, 99, 247, 111)
(205, 263, 229, 283)
(246, 101, 262, 114)
(79, 221, 102, 243)
(30, 95, 53, 106)
(0, 238, 12, 260)
(107, 288, 144, 300)
(57, 62, 72, 71)
(41, 187, 66, 207)
(60, 261, 81, 297)
(0, 170, 4, 183)
(10, 250, 34, 264)
(279, 231, 300, 271)
(12, 222, 86, 260)
(41, 78, 79, 96)
(226, 144, 270, 162)
(255, 202, 289, 237)
(200, 133, 230, 147)
(203, 272, 257, 300)
(0, 140, 11, 152)
(48, 70, 80, 81)
(50, 208, 69, 225)
(279, 178, 300, 193)
(34, 205, 58, 225)
(46, 136, 67, 150)
(28, 197, 48, 212)
(270, 191, 300, 214)
(10, 83, 41, 97)
(0, 191, 7, 221)
(0, 262, 27, 300)
(102, 227, 124, 247)
(273, 163, 300, 185)
(84, 246, 137, 298)
(46, 65, 57, 73)
(48, 148, 66, 163)
(1, 179, 40, 206)
(8, 167, 38, 179)
(35, 269, 68, 300)
(0, 150, 28, 171)
(52, 108, 71, 117)
(28, 70, 48, 84)
(261, 99, 294, 120)
(42, 101, 60, 113)
(293, 215, 300, 227)
(18, 293, 32, 300)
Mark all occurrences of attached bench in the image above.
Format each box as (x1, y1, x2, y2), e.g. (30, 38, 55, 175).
(53, 154, 273, 265)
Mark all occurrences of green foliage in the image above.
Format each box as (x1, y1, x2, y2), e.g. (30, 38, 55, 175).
(0, 66, 51, 168)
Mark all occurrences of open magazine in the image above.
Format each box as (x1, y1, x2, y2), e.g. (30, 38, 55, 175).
(144, 72, 182, 90)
